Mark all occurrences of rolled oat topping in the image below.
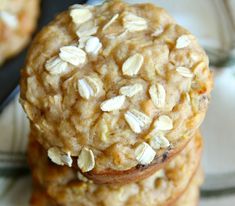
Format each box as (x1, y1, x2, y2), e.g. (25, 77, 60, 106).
(45, 56, 69, 75)
(100, 95, 126, 112)
(135, 142, 156, 165)
(153, 115, 173, 131)
(149, 134, 170, 150)
(76, 22, 98, 38)
(59, 46, 87, 66)
(77, 147, 95, 172)
(124, 109, 151, 133)
(149, 83, 166, 108)
(85, 36, 102, 56)
(106, 29, 128, 40)
(176, 35, 191, 49)
(102, 13, 119, 31)
(70, 8, 92, 25)
(69, 4, 94, 10)
(152, 26, 164, 37)
(78, 77, 101, 100)
(78, 36, 90, 49)
(48, 147, 73, 167)
(122, 53, 144, 76)
(185, 92, 191, 103)
(176, 66, 194, 78)
(119, 83, 143, 97)
(123, 12, 148, 32)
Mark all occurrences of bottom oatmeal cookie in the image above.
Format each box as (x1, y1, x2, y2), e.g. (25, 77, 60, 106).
(28, 131, 203, 206)
(171, 168, 203, 206)
(30, 170, 203, 206)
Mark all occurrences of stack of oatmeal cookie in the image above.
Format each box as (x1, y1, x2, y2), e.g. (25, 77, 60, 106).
(20, 1, 213, 205)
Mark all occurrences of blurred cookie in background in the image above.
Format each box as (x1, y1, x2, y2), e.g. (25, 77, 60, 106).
(0, 0, 40, 65)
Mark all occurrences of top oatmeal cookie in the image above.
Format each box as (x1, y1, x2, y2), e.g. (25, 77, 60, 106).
(0, 0, 39, 64)
(20, 0, 212, 177)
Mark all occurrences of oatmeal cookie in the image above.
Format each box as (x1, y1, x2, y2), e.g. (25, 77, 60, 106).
(171, 168, 203, 206)
(30, 187, 55, 206)
(21, 0, 212, 183)
(30, 172, 202, 206)
(28, 131, 203, 206)
(0, 0, 40, 64)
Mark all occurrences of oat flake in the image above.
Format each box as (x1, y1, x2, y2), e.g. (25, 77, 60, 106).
(78, 77, 100, 99)
(69, 4, 94, 10)
(149, 83, 166, 108)
(176, 67, 194, 78)
(135, 142, 156, 165)
(78, 36, 90, 49)
(70, 8, 92, 25)
(124, 109, 151, 133)
(119, 83, 143, 97)
(76, 23, 98, 38)
(152, 26, 164, 37)
(154, 115, 173, 131)
(123, 12, 147, 32)
(45, 56, 68, 75)
(48, 147, 73, 167)
(59, 46, 86, 66)
(77, 147, 95, 172)
(100, 95, 126, 112)
(103, 13, 119, 31)
(149, 135, 170, 150)
(122, 53, 144, 76)
(85, 36, 102, 56)
(176, 35, 191, 49)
